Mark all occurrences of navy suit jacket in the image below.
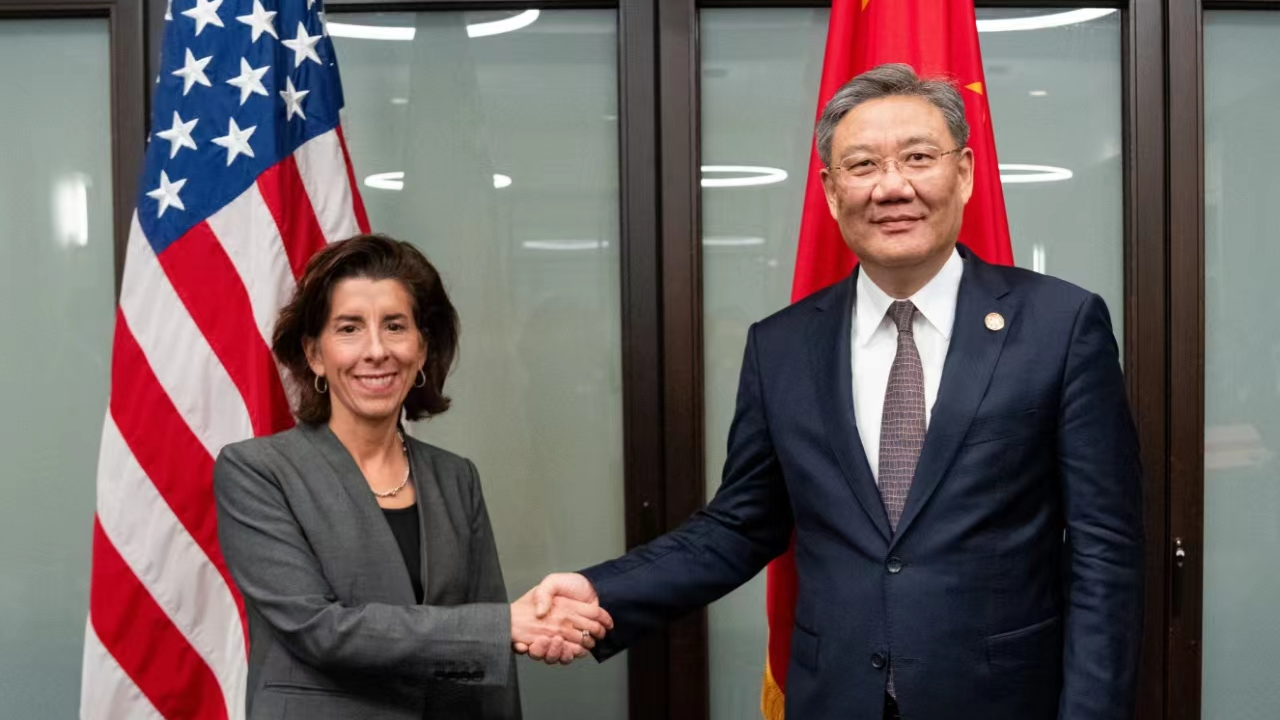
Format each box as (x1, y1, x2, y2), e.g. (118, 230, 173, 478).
(582, 245, 1143, 720)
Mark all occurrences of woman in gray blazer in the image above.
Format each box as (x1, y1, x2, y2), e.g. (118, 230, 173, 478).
(213, 234, 611, 720)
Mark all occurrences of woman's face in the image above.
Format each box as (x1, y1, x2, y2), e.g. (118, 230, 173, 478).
(305, 277, 427, 429)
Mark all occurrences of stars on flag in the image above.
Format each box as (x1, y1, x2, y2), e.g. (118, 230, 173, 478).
(172, 48, 213, 95)
(227, 58, 270, 105)
(280, 77, 309, 121)
(147, 171, 187, 217)
(155, 111, 199, 159)
(181, 0, 225, 36)
(146, 0, 337, 218)
(237, 0, 279, 43)
(283, 22, 324, 67)
(211, 118, 258, 166)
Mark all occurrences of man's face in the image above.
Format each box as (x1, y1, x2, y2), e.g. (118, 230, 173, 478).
(820, 95, 974, 274)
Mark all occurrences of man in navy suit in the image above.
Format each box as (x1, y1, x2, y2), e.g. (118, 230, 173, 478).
(522, 63, 1143, 720)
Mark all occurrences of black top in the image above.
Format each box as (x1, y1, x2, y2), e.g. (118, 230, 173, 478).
(381, 504, 424, 603)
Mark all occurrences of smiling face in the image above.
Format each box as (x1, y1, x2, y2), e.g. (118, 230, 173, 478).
(304, 277, 427, 431)
(820, 95, 974, 280)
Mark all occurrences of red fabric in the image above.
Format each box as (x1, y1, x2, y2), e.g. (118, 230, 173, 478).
(767, 0, 1013, 697)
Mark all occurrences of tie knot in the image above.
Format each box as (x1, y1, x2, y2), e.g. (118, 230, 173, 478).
(887, 300, 916, 334)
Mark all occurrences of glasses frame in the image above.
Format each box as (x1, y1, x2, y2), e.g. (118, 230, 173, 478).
(826, 145, 966, 186)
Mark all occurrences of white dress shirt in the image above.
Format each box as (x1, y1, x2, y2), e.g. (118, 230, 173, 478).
(852, 248, 964, 484)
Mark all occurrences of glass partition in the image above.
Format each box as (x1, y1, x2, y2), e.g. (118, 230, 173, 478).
(1202, 12, 1280, 719)
(334, 10, 627, 717)
(0, 18, 116, 719)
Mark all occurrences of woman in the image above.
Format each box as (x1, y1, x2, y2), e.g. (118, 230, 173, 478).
(214, 234, 610, 720)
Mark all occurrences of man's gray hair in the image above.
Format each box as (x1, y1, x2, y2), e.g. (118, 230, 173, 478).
(815, 63, 970, 167)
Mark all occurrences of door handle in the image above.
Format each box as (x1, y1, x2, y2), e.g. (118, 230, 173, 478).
(1172, 537, 1187, 619)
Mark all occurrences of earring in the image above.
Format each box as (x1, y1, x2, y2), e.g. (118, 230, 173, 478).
(314, 375, 328, 394)
(414, 369, 427, 388)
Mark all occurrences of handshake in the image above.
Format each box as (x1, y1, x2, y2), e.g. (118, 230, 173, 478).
(508, 573, 613, 665)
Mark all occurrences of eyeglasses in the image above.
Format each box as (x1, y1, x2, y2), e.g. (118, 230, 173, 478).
(827, 146, 964, 187)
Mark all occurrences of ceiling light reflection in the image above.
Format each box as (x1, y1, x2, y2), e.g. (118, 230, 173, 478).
(704, 236, 765, 247)
(1032, 243, 1046, 274)
(364, 171, 404, 190)
(999, 164, 1073, 184)
(328, 10, 541, 41)
(701, 165, 788, 188)
(977, 9, 1115, 33)
(53, 173, 91, 248)
(327, 23, 414, 41)
(365, 171, 511, 191)
(522, 240, 609, 251)
(467, 10, 540, 38)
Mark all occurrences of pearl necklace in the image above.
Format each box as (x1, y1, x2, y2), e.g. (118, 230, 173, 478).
(370, 432, 411, 499)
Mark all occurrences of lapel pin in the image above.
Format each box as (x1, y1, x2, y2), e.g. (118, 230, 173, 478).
(984, 312, 1005, 332)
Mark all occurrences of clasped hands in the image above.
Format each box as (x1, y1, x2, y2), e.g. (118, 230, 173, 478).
(509, 573, 610, 665)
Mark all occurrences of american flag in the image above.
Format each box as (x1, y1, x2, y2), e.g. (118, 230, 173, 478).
(80, 0, 368, 717)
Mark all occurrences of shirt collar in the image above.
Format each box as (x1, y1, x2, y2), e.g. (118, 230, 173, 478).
(855, 247, 964, 347)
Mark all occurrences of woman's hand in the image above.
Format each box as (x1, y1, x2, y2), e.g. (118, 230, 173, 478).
(510, 586, 613, 665)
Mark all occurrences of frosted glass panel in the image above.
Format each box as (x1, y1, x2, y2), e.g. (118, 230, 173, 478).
(980, 8, 1124, 328)
(699, 11, 828, 719)
(1203, 12, 1280, 720)
(333, 11, 626, 719)
(0, 19, 115, 719)
(699, 8, 1123, 717)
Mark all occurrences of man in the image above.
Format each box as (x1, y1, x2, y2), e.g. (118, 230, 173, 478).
(525, 63, 1143, 720)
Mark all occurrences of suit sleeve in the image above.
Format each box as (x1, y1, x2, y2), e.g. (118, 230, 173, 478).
(464, 459, 523, 719)
(1057, 294, 1144, 720)
(213, 445, 511, 687)
(582, 323, 795, 659)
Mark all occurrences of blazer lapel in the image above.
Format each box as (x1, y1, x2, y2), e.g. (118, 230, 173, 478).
(808, 272, 893, 542)
(298, 423, 418, 603)
(890, 250, 1013, 547)
(406, 438, 450, 605)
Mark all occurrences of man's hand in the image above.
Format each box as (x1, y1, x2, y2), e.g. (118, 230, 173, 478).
(510, 578, 611, 665)
(513, 573, 610, 663)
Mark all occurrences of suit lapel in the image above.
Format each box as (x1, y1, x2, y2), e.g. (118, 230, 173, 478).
(890, 250, 1013, 547)
(406, 438, 450, 604)
(809, 272, 892, 542)
(299, 423, 418, 603)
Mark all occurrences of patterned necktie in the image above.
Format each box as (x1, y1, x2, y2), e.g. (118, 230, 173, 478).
(878, 300, 925, 532)
(879, 300, 925, 700)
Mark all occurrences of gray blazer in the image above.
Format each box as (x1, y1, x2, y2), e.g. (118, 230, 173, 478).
(214, 422, 521, 720)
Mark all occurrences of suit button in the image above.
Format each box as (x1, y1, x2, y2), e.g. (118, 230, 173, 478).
(886, 557, 904, 574)
(871, 653, 886, 669)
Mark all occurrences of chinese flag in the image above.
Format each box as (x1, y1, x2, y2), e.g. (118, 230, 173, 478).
(761, 0, 1013, 716)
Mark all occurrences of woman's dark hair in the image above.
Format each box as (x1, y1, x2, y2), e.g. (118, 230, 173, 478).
(272, 233, 459, 425)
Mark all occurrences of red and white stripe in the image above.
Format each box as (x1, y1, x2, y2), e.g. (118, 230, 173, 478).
(81, 128, 370, 720)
